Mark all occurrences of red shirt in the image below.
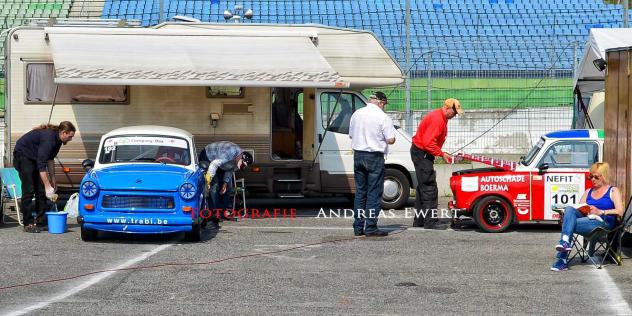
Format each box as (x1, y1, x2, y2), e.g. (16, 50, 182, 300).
(412, 108, 447, 157)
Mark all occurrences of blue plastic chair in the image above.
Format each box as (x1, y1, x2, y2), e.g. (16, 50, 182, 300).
(1, 168, 23, 225)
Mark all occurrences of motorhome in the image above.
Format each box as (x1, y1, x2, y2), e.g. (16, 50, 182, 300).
(3, 21, 416, 209)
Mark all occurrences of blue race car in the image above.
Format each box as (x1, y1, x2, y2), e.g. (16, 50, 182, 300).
(78, 126, 207, 242)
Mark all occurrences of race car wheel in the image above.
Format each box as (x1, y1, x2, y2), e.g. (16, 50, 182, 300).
(80, 224, 98, 241)
(381, 168, 410, 210)
(473, 196, 514, 233)
(185, 223, 202, 242)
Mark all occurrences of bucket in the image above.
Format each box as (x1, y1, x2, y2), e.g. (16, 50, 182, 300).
(46, 211, 68, 234)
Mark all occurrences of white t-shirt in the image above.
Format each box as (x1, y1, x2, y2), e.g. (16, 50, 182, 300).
(349, 102, 396, 154)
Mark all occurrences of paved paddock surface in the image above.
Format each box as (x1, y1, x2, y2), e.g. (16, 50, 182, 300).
(1, 199, 632, 315)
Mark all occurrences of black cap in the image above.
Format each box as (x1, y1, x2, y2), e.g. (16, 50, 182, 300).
(369, 91, 388, 103)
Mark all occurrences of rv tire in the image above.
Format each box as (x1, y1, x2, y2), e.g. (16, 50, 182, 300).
(381, 168, 410, 210)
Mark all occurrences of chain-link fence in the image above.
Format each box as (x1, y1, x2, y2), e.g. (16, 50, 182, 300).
(0, 0, 626, 153)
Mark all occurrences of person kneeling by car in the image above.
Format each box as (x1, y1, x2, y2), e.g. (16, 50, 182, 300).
(199, 141, 253, 227)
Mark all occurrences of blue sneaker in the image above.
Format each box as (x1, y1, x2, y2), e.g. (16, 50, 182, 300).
(550, 258, 568, 271)
(555, 240, 572, 252)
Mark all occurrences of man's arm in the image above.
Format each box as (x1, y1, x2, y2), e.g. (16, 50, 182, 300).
(39, 171, 55, 199)
(383, 117, 396, 145)
(37, 134, 56, 197)
(348, 113, 356, 139)
(47, 160, 56, 189)
(207, 158, 228, 179)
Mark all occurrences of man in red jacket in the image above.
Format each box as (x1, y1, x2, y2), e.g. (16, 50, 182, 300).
(410, 98, 463, 229)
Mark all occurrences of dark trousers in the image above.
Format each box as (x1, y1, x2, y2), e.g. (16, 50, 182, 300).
(410, 145, 439, 228)
(208, 169, 234, 217)
(199, 150, 234, 220)
(13, 153, 47, 226)
(353, 150, 385, 234)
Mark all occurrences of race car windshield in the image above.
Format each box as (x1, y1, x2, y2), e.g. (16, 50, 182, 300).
(99, 135, 191, 166)
(521, 138, 544, 166)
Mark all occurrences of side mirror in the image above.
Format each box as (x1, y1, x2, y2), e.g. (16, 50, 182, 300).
(198, 160, 209, 171)
(538, 163, 549, 175)
(82, 159, 94, 171)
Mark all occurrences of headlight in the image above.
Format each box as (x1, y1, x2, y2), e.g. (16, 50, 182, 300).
(179, 183, 196, 200)
(81, 181, 98, 198)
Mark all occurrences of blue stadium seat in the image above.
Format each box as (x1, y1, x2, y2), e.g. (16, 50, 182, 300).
(90, 0, 630, 72)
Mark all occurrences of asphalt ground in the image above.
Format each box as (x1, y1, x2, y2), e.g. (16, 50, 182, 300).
(1, 197, 632, 315)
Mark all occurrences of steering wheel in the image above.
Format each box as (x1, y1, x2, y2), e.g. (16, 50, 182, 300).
(155, 156, 177, 164)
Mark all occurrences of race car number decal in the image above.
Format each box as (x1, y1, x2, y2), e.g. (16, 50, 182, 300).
(544, 173, 585, 220)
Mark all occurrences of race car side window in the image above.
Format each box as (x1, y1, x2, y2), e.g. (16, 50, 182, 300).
(538, 141, 598, 169)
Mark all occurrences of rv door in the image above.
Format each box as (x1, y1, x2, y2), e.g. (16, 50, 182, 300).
(316, 91, 367, 191)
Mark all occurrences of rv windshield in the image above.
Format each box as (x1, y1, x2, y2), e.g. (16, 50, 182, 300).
(99, 135, 191, 166)
(521, 138, 545, 166)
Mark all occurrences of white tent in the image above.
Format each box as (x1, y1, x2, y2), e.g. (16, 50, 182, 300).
(574, 28, 632, 97)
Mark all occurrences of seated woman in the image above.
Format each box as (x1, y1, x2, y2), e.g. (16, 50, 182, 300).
(551, 162, 624, 271)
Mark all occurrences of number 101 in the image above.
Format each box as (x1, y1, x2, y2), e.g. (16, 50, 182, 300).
(552, 194, 577, 204)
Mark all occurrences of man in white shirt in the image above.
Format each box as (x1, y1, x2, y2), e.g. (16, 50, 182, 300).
(349, 91, 396, 237)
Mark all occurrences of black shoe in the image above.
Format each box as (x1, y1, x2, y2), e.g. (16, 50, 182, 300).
(354, 231, 364, 236)
(23, 224, 40, 233)
(412, 218, 424, 227)
(365, 230, 389, 237)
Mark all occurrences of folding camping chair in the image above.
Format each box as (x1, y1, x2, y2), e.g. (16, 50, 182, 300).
(567, 197, 632, 269)
(0, 168, 23, 225)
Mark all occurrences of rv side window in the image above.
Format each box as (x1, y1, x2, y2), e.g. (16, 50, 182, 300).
(207, 86, 244, 98)
(25, 63, 127, 103)
(321, 92, 365, 134)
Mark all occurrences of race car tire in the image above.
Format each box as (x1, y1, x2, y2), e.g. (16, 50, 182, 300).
(80, 224, 98, 241)
(185, 223, 202, 242)
(381, 168, 410, 210)
(473, 195, 514, 233)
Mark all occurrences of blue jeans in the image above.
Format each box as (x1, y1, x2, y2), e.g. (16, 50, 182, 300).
(561, 206, 610, 239)
(353, 151, 385, 234)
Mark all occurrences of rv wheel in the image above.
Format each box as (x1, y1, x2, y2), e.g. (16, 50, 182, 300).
(381, 169, 410, 210)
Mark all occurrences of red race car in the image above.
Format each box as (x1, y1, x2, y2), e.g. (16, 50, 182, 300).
(449, 129, 603, 232)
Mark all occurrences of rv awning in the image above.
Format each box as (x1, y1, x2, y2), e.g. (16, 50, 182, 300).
(160, 23, 405, 88)
(45, 27, 349, 88)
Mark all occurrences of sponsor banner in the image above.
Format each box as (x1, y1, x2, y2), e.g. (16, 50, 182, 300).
(104, 136, 188, 149)
(456, 153, 518, 171)
(461, 174, 526, 192)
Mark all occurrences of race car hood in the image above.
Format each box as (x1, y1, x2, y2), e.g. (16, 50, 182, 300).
(452, 167, 504, 176)
(89, 164, 194, 191)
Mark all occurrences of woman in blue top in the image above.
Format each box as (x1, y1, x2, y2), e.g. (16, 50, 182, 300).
(551, 162, 624, 271)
